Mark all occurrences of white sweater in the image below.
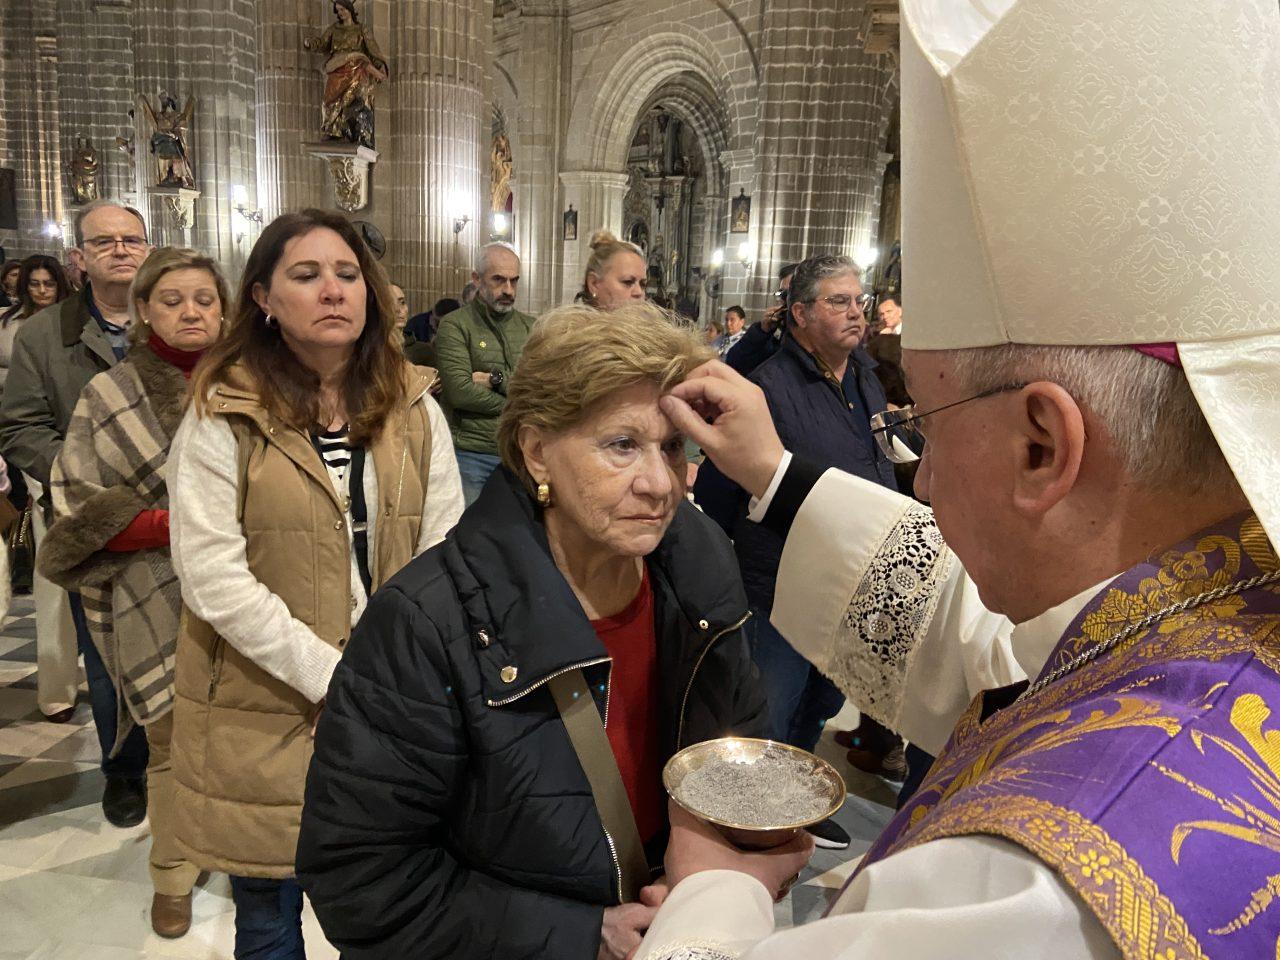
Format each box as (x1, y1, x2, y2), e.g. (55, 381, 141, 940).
(168, 394, 464, 704)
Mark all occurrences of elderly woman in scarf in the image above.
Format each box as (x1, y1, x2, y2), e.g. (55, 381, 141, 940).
(39, 247, 227, 941)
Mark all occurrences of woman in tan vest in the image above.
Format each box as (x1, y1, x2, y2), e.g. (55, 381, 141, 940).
(167, 209, 463, 959)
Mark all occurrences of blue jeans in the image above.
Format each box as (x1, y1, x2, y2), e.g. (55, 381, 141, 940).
(229, 877, 305, 960)
(456, 450, 501, 506)
(747, 609, 845, 751)
(69, 593, 149, 779)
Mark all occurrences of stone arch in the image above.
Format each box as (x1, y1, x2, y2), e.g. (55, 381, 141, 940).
(566, 28, 745, 174)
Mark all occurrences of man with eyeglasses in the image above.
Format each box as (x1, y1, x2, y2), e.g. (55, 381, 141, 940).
(724, 262, 797, 376)
(0, 198, 153, 829)
(694, 254, 902, 849)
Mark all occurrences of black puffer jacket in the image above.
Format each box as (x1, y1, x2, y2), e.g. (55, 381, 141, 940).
(297, 467, 768, 959)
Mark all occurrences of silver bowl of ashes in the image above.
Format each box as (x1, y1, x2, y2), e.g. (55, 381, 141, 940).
(663, 737, 846, 850)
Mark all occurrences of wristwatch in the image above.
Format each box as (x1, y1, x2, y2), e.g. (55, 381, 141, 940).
(489, 369, 506, 395)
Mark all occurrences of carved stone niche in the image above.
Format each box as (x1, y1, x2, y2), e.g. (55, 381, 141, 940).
(859, 0, 901, 55)
(150, 186, 201, 230)
(307, 143, 379, 213)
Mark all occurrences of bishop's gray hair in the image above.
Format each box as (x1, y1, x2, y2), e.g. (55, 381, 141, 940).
(946, 344, 1233, 496)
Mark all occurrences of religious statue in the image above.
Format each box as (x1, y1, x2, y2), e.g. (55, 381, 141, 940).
(139, 94, 196, 188)
(67, 136, 101, 205)
(491, 133, 513, 212)
(304, 0, 389, 149)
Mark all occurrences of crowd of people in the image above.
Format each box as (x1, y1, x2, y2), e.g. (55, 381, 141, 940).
(0, 200, 907, 958)
(1, 3, 1276, 957)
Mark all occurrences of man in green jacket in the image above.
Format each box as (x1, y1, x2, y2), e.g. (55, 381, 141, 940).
(435, 243, 535, 504)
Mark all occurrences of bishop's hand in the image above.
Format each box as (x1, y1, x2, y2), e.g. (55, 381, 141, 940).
(660, 361, 785, 499)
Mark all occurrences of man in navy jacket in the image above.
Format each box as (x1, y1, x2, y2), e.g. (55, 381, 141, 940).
(694, 255, 899, 846)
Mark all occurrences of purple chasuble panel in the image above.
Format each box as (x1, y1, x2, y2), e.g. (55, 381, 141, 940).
(853, 513, 1280, 960)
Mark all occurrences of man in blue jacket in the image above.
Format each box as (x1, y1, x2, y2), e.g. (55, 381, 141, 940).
(724, 263, 797, 375)
(694, 254, 900, 848)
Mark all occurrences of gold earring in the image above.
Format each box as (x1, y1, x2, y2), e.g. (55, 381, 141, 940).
(536, 482, 551, 506)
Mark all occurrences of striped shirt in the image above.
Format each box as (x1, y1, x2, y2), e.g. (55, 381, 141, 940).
(313, 426, 355, 488)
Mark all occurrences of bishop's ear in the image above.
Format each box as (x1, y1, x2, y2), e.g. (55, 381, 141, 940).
(1009, 382, 1086, 518)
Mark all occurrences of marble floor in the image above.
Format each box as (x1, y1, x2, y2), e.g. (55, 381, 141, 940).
(0, 596, 896, 958)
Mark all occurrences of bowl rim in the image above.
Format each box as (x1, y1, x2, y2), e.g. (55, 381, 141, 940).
(662, 736, 848, 833)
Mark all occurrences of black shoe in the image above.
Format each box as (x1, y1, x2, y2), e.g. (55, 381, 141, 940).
(806, 817, 850, 850)
(102, 776, 147, 828)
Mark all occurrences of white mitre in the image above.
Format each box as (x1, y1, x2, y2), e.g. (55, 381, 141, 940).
(900, 0, 1280, 545)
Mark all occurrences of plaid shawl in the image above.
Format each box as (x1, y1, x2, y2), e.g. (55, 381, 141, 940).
(40, 342, 187, 753)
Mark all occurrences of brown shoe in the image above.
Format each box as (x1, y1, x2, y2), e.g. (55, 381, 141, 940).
(44, 706, 76, 724)
(151, 892, 192, 939)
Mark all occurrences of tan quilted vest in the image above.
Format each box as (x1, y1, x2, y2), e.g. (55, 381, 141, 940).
(172, 362, 435, 877)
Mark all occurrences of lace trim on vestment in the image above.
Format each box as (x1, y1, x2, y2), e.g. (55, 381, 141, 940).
(825, 505, 954, 729)
(647, 940, 741, 960)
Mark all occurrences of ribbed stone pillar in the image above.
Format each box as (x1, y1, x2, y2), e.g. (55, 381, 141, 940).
(255, 0, 327, 223)
(557, 170, 629, 305)
(512, 6, 565, 315)
(0, 2, 65, 254)
(751, 0, 895, 309)
(129, 0, 257, 269)
(387, 0, 492, 310)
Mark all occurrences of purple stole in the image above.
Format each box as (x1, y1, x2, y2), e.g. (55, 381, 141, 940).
(853, 513, 1280, 959)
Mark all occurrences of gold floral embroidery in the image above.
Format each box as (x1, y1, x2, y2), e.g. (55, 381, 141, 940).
(891, 796, 1207, 959)
(1154, 693, 1280, 955)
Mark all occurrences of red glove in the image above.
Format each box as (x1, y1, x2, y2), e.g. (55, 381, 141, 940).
(105, 509, 170, 552)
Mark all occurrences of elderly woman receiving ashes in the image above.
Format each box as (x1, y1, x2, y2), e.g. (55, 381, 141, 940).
(298, 302, 769, 960)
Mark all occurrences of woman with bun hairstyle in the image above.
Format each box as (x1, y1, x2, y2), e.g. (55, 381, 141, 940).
(580, 232, 647, 311)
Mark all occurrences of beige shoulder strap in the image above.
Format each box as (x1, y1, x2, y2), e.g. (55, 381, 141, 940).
(548, 669, 650, 904)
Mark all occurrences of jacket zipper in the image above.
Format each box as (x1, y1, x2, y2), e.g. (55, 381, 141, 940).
(676, 611, 751, 750)
(602, 828, 625, 904)
(484, 656, 612, 708)
(207, 635, 226, 699)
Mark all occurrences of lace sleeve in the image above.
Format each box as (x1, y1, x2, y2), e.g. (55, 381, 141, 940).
(822, 504, 955, 730)
(644, 942, 740, 960)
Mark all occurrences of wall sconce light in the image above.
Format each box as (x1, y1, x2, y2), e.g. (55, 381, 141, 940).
(453, 214, 471, 237)
(491, 212, 510, 238)
(232, 184, 263, 224)
(854, 245, 879, 269)
(44, 221, 62, 239)
(710, 248, 725, 269)
(736, 241, 754, 268)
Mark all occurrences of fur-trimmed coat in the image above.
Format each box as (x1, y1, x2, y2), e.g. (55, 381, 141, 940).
(40, 342, 188, 753)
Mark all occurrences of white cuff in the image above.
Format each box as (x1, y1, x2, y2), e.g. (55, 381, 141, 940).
(635, 871, 776, 960)
(746, 451, 793, 523)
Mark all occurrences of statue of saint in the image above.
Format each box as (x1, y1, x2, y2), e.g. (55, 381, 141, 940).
(490, 133, 513, 212)
(115, 111, 136, 173)
(305, 1, 389, 149)
(68, 136, 101, 204)
(139, 94, 196, 188)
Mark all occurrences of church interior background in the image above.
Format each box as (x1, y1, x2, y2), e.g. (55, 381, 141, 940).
(0, 0, 903, 321)
(0, 1, 905, 955)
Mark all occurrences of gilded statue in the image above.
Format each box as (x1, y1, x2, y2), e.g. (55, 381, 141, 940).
(491, 133, 513, 212)
(139, 94, 196, 189)
(68, 136, 101, 205)
(304, 0, 389, 149)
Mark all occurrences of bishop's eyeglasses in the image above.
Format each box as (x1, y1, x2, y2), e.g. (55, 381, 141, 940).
(870, 382, 1029, 464)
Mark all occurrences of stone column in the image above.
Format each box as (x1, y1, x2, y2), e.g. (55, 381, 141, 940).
(716, 147, 756, 311)
(558, 169, 629, 304)
(511, 7, 565, 315)
(131, 0, 258, 269)
(0, 2, 66, 255)
(751, 0, 895, 309)
(255, 0, 327, 224)
(55, 0, 137, 213)
(386, 0, 492, 310)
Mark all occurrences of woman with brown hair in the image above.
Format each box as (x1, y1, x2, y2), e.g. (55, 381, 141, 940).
(0, 255, 75, 389)
(168, 208, 463, 958)
(581, 231, 648, 311)
(40, 246, 229, 940)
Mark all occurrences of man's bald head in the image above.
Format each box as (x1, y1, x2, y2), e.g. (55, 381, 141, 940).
(473, 244, 521, 314)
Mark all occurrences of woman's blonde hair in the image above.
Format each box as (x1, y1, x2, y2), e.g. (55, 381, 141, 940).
(128, 247, 230, 345)
(580, 230, 645, 306)
(498, 301, 713, 491)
